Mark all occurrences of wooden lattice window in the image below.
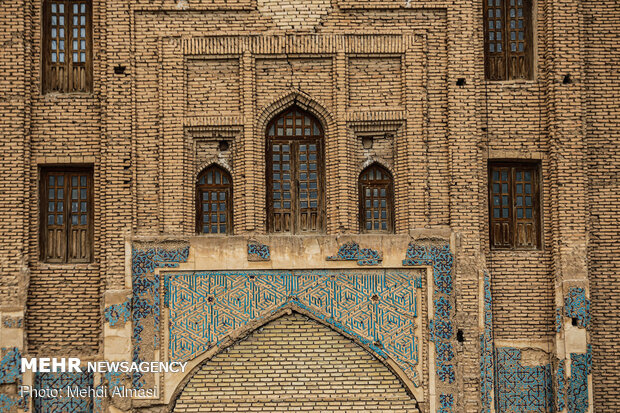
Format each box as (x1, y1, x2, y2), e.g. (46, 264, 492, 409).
(359, 164, 394, 233)
(43, 0, 92, 93)
(40, 167, 93, 263)
(489, 162, 540, 249)
(266, 107, 324, 234)
(196, 165, 233, 234)
(484, 0, 533, 80)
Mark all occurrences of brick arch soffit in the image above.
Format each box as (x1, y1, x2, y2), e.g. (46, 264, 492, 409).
(358, 158, 394, 179)
(256, 91, 335, 136)
(195, 159, 233, 180)
(166, 304, 419, 412)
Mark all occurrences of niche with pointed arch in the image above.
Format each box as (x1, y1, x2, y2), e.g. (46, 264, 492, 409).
(169, 311, 420, 412)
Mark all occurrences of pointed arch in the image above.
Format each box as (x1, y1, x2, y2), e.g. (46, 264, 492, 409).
(359, 162, 395, 233)
(196, 164, 233, 234)
(265, 106, 325, 234)
(167, 305, 419, 413)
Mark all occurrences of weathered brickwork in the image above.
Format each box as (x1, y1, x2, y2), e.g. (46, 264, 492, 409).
(172, 313, 420, 413)
(0, 0, 617, 412)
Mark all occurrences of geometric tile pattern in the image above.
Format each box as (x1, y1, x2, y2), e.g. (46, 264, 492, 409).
(326, 241, 382, 265)
(247, 241, 270, 261)
(480, 270, 495, 413)
(0, 347, 24, 413)
(564, 287, 590, 329)
(33, 372, 93, 413)
(166, 269, 423, 386)
(568, 353, 589, 413)
(556, 359, 566, 411)
(495, 347, 554, 413)
(556, 307, 563, 333)
(439, 393, 454, 413)
(104, 299, 131, 327)
(402, 243, 456, 409)
(131, 245, 190, 389)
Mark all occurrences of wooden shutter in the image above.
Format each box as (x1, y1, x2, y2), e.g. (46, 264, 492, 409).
(513, 166, 538, 248)
(489, 165, 513, 248)
(40, 168, 93, 263)
(43, 0, 92, 93)
(484, 0, 533, 80)
(42, 172, 68, 262)
(67, 171, 92, 262)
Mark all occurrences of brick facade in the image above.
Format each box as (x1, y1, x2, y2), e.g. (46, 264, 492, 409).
(0, 0, 617, 412)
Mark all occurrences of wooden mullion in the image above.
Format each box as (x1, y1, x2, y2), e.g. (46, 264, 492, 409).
(292, 141, 299, 234)
(502, 0, 509, 80)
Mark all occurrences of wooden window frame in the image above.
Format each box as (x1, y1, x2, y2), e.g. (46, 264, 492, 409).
(196, 165, 233, 235)
(266, 107, 325, 234)
(39, 166, 94, 263)
(359, 163, 395, 234)
(488, 161, 541, 250)
(42, 0, 93, 93)
(483, 0, 534, 80)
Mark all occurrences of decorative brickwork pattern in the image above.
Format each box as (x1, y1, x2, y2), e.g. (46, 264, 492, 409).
(33, 372, 93, 413)
(172, 313, 419, 412)
(166, 269, 423, 386)
(495, 347, 553, 413)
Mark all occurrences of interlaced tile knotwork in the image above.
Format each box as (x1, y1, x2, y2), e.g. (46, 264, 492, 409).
(480, 270, 495, 413)
(33, 372, 93, 413)
(104, 299, 131, 327)
(247, 242, 270, 261)
(131, 245, 190, 388)
(0, 347, 27, 413)
(402, 243, 456, 409)
(166, 269, 423, 386)
(564, 287, 590, 329)
(568, 352, 589, 413)
(326, 241, 382, 265)
(495, 347, 553, 413)
(556, 359, 566, 411)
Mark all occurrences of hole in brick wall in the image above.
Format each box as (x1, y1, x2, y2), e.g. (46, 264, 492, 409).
(572, 317, 578, 326)
(362, 136, 373, 149)
(481, 127, 487, 132)
(563, 74, 572, 84)
(456, 78, 466, 86)
(456, 329, 464, 343)
(218, 140, 230, 152)
(114, 65, 126, 75)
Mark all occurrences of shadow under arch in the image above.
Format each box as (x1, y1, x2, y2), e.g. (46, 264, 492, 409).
(166, 302, 419, 413)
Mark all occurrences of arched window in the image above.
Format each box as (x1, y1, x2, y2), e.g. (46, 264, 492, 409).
(196, 165, 232, 234)
(266, 107, 324, 233)
(359, 164, 394, 233)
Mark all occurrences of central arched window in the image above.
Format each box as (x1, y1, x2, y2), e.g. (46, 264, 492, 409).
(266, 107, 324, 233)
(359, 163, 394, 233)
(196, 165, 232, 234)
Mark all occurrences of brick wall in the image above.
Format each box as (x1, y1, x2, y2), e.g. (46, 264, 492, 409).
(172, 313, 419, 412)
(584, 0, 620, 410)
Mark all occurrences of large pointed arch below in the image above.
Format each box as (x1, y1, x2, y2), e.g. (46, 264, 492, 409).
(169, 307, 420, 413)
